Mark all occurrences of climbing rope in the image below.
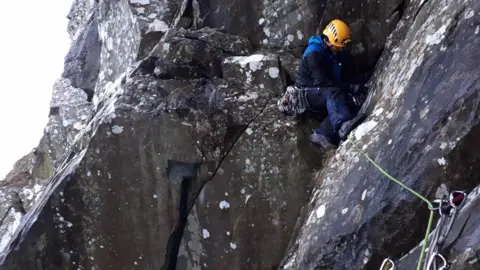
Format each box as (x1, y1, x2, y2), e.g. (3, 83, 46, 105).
(346, 134, 468, 270)
(346, 133, 434, 270)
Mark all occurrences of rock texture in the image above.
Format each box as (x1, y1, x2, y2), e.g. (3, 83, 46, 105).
(281, 0, 480, 269)
(0, 0, 479, 269)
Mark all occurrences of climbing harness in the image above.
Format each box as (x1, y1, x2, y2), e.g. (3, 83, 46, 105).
(380, 258, 395, 270)
(346, 134, 467, 270)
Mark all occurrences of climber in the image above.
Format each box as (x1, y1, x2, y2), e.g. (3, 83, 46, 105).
(277, 19, 367, 149)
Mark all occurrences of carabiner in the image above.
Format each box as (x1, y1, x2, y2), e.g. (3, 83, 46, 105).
(426, 252, 447, 270)
(449, 191, 466, 208)
(379, 258, 395, 270)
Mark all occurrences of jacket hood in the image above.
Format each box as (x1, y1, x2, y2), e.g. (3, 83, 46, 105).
(303, 35, 327, 57)
(307, 35, 325, 47)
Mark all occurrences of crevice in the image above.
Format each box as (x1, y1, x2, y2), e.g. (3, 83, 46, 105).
(49, 107, 60, 116)
(185, 101, 269, 215)
(10, 191, 26, 215)
(391, 0, 408, 21)
(412, 0, 430, 24)
(443, 6, 466, 47)
(0, 205, 13, 228)
(160, 175, 193, 270)
(158, 102, 269, 269)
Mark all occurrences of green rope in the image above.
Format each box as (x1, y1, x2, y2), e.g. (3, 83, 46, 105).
(346, 134, 434, 270)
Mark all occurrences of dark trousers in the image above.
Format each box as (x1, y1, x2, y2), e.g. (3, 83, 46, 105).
(301, 87, 353, 143)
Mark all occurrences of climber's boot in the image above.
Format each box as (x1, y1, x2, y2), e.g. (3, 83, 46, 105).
(310, 133, 337, 150)
(338, 113, 367, 141)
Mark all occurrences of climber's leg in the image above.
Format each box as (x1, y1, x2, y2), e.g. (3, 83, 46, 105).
(322, 87, 366, 141)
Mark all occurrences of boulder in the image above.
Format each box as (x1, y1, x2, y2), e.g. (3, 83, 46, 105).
(62, 11, 101, 101)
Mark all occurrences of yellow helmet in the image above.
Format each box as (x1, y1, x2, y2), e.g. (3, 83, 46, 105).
(322, 19, 351, 47)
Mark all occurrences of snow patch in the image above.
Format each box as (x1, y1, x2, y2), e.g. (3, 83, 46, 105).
(361, 189, 367, 201)
(297, 30, 304, 40)
(465, 9, 474, 19)
(202, 229, 210, 239)
(238, 91, 258, 102)
(425, 24, 448, 45)
(259, 18, 265, 25)
(439, 142, 448, 150)
(230, 242, 237, 249)
(130, 0, 149, 4)
(163, 43, 170, 52)
(219, 200, 231, 209)
(0, 211, 23, 252)
(354, 120, 378, 140)
(268, 67, 280, 78)
(437, 157, 447, 166)
(372, 108, 384, 116)
(316, 205, 326, 218)
(341, 208, 348, 215)
(148, 19, 168, 33)
(225, 54, 265, 71)
(111, 125, 124, 134)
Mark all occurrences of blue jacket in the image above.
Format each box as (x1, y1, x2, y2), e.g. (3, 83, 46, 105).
(295, 36, 349, 88)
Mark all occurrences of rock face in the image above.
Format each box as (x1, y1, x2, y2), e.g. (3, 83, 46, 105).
(281, 0, 480, 269)
(0, 0, 479, 269)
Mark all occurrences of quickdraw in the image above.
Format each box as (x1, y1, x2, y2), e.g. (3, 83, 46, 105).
(424, 191, 467, 270)
(380, 258, 395, 270)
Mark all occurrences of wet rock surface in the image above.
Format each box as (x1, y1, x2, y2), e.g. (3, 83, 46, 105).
(0, 0, 479, 269)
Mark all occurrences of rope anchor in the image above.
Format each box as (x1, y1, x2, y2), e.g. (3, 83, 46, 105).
(345, 134, 467, 270)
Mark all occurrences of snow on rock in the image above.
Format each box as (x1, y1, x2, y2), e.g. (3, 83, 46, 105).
(111, 125, 124, 134)
(202, 229, 210, 239)
(0, 211, 23, 253)
(222, 53, 284, 94)
(353, 120, 378, 140)
(147, 19, 168, 33)
(129, 0, 150, 4)
(219, 200, 231, 209)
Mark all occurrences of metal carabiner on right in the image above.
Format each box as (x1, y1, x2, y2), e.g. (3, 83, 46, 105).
(380, 258, 395, 270)
(426, 252, 447, 270)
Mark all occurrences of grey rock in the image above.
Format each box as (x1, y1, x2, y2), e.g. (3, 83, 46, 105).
(281, 0, 480, 269)
(1, 0, 479, 269)
(67, 0, 96, 39)
(62, 11, 101, 101)
(222, 54, 286, 96)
